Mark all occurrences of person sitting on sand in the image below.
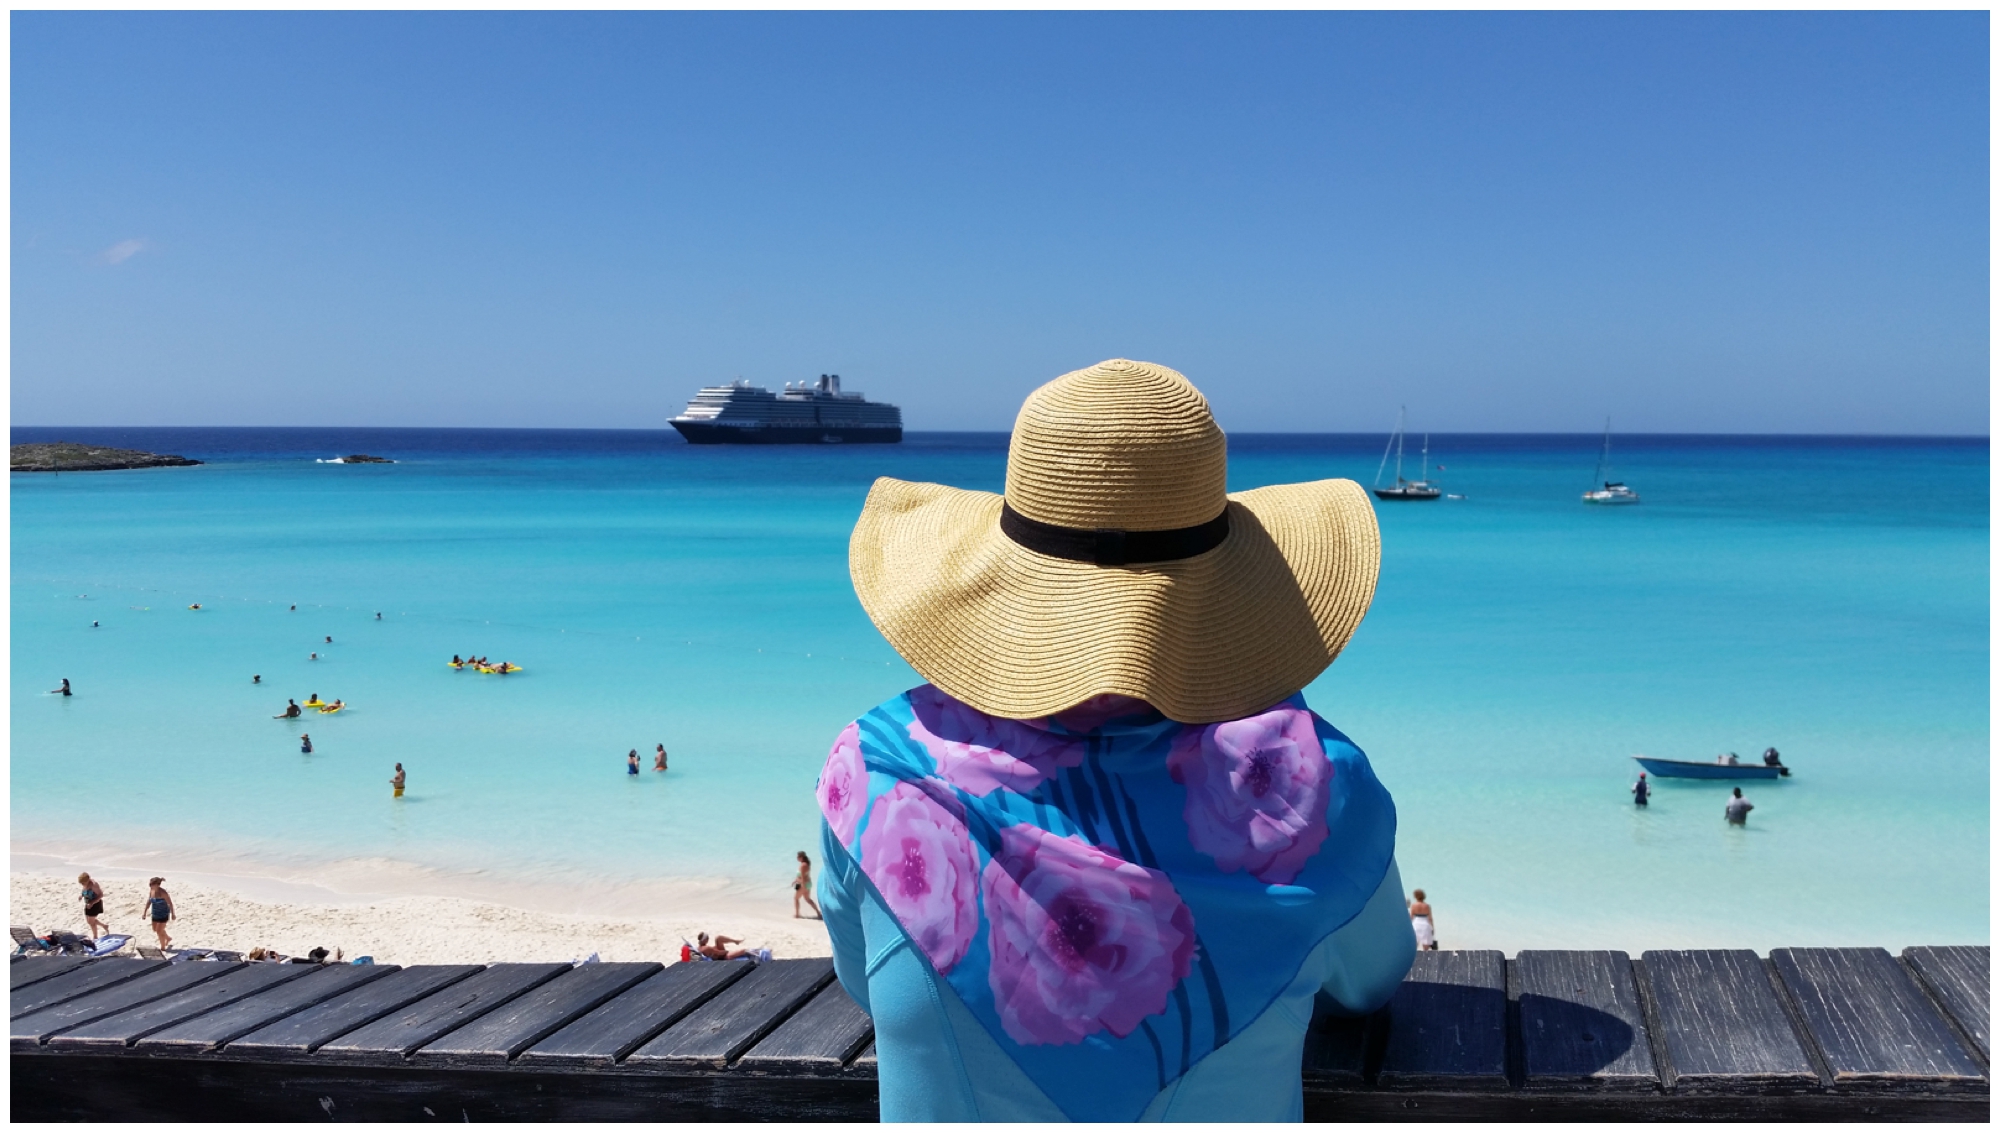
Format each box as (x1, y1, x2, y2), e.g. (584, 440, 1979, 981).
(139, 877, 175, 950)
(654, 744, 668, 772)
(697, 932, 754, 961)
(815, 360, 1416, 1121)
(78, 872, 109, 939)
(276, 699, 301, 719)
(793, 851, 822, 919)
(52, 678, 71, 697)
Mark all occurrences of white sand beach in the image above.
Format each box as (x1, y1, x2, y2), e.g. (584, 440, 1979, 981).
(10, 853, 832, 967)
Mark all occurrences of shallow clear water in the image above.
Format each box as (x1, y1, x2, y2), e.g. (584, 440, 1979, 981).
(10, 427, 1988, 948)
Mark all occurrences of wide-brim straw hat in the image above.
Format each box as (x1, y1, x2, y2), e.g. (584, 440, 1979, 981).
(851, 359, 1380, 724)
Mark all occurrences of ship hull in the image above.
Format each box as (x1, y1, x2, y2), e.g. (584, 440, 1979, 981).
(670, 421, 902, 445)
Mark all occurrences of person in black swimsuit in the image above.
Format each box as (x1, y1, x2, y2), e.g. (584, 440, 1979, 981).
(78, 872, 108, 939)
(52, 678, 71, 697)
(140, 877, 175, 950)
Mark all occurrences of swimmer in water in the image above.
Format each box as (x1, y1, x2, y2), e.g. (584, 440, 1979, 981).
(627, 749, 641, 776)
(253, 674, 262, 684)
(189, 603, 202, 610)
(375, 612, 382, 620)
(310, 652, 318, 661)
(52, 678, 71, 697)
(92, 621, 99, 628)
(275, 699, 301, 718)
(654, 744, 668, 772)
(321, 699, 346, 713)
(325, 636, 332, 644)
(300, 733, 313, 754)
(391, 762, 405, 797)
(289, 604, 296, 611)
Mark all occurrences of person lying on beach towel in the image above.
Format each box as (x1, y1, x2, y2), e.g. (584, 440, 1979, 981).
(695, 932, 757, 961)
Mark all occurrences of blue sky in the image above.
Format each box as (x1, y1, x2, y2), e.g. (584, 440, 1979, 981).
(11, 12, 1989, 432)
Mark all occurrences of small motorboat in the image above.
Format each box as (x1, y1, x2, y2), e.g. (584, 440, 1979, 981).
(1632, 754, 1788, 780)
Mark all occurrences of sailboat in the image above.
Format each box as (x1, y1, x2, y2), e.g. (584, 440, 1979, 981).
(1372, 408, 1442, 501)
(1582, 419, 1639, 504)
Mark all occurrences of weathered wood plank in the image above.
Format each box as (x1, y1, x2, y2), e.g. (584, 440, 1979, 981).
(1514, 950, 1656, 1091)
(137, 964, 401, 1054)
(13, 962, 243, 1048)
(849, 1039, 876, 1077)
(223, 965, 482, 1060)
(1376, 950, 1508, 1089)
(49, 963, 316, 1050)
(516, 961, 751, 1070)
(10, 956, 94, 991)
(310, 963, 570, 1066)
(410, 962, 662, 1068)
(1301, 1001, 1375, 1087)
(1903, 946, 1990, 1062)
(735, 981, 874, 1074)
(1770, 948, 1984, 1091)
(1638, 950, 1817, 1092)
(11, 959, 162, 1019)
(624, 959, 834, 1070)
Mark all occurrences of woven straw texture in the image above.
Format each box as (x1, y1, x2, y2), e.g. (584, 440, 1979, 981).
(850, 359, 1381, 724)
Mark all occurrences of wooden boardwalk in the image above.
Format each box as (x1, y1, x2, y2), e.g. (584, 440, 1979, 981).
(12, 945, 1988, 1120)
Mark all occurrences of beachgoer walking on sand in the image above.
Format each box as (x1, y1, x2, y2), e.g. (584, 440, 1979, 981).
(140, 877, 174, 949)
(300, 733, 313, 754)
(793, 851, 822, 919)
(1725, 787, 1754, 825)
(654, 744, 668, 772)
(816, 360, 1415, 1121)
(697, 932, 753, 961)
(1409, 889, 1438, 950)
(1632, 772, 1650, 806)
(275, 699, 301, 719)
(627, 750, 640, 776)
(391, 763, 406, 798)
(78, 873, 109, 939)
(52, 678, 71, 697)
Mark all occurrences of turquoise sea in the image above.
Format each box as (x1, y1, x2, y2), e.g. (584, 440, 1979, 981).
(10, 427, 1989, 949)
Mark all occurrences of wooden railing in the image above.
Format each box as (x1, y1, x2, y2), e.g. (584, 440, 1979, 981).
(11, 945, 1988, 1120)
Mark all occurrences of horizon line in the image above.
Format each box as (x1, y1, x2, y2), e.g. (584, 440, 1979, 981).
(9, 425, 1991, 441)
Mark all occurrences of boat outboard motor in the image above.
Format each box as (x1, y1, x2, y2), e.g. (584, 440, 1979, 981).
(1763, 747, 1781, 766)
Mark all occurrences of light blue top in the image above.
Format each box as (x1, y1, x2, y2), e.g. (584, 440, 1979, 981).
(813, 686, 1416, 1121)
(820, 830, 1415, 1121)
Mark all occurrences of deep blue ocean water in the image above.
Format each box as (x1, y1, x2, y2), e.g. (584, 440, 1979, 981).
(11, 426, 1989, 948)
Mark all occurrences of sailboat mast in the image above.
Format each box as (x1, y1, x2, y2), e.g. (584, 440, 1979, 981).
(1394, 407, 1407, 484)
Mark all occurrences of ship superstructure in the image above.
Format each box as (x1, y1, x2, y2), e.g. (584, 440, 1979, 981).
(669, 374, 903, 444)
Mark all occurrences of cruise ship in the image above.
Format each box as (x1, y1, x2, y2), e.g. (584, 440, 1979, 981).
(668, 374, 903, 444)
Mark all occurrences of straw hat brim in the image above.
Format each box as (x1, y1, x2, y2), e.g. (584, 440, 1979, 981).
(850, 477, 1381, 724)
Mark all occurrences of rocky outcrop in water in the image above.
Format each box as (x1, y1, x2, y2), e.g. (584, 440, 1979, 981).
(10, 443, 203, 472)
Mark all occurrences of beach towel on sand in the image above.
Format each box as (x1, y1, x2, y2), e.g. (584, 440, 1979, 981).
(816, 685, 1398, 1121)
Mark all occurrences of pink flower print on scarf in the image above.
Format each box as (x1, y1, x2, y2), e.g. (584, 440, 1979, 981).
(981, 824, 1196, 1046)
(859, 781, 980, 974)
(1166, 705, 1332, 885)
(907, 684, 1085, 796)
(817, 723, 870, 848)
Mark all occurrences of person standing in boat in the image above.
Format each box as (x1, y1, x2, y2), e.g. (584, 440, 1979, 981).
(1631, 772, 1650, 807)
(814, 360, 1414, 1122)
(1724, 788, 1754, 825)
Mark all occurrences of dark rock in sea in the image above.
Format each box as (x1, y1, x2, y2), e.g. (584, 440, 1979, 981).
(10, 443, 203, 473)
(335, 454, 395, 464)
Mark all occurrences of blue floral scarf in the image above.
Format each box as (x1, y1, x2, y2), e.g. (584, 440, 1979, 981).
(817, 685, 1396, 1121)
